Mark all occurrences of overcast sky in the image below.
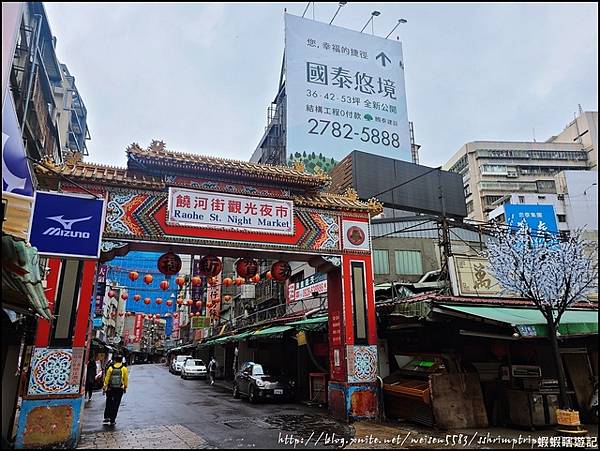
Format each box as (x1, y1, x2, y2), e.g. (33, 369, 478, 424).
(44, 2, 598, 168)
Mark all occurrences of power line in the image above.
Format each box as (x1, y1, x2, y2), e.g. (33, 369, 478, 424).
(372, 166, 441, 198)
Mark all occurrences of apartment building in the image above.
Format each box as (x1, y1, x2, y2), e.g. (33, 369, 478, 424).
(444, 140, 589, 222)
(548, 111, 598, 170)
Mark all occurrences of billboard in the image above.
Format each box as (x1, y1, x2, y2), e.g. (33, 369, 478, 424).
(503, 204, 559, 235)
(335, 151, 467, 218)
(285, 13, 411, 164)
(28, 191, 106, 259)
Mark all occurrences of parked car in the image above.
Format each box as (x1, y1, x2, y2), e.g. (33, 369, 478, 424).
(233, 362, 295, 403)
(181, 359, 207, 380)
(170, 355, 192, 374)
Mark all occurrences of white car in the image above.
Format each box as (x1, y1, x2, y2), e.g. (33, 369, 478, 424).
(170, 355, 193, 374)
(181, 359, 207, 380)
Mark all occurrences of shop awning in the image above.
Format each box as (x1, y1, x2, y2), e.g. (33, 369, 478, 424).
(2, 235, 52, 320)
(251, 325, 293, 337)
(287, 315, 328, 330)
(438, 305, 598, 337)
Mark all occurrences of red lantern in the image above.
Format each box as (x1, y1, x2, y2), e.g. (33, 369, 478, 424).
(143, 274, 153, 285)
(121, 293, 128, 301)
(251, 274, 260, 283)
(157, 251, 182, 276)
(134, 294, 141, 302)
(176, 276, 186, 287)
(223, 277, 233, 287)
(195, 301, 202, 309)
(236, 258, 258, 279)
(166, 299, 173, 307)
(223, 295, 232, 302)
(266, 271, 273, 280)
(176, 298, 183, 305)
(235, 277, 244, 286)
(271, 261, 291, 281)
(144, 298, 151, 305)
(198, 255, 222, 277)
(129, 271, 139, 282)
(191, 276, 202, 286)
(187, 299, 193, 306)
(156, 298, 162, 305)
(160, 280, 169, 291)
(108, 290, 116, 299)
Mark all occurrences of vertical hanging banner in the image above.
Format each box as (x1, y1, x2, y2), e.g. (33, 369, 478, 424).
(285, 13, 412, 164)
(134, 314, 144, 343)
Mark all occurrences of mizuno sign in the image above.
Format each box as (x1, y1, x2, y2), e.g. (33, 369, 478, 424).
(29, 191, 106, 259)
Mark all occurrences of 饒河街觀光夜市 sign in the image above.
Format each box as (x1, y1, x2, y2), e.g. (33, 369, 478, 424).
(28, 191, 106, 259)
(285, 13, 412, 164)
(167, 187, 294, 235)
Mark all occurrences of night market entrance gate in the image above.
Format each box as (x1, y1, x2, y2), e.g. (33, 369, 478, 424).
(18, 142, 383, 448)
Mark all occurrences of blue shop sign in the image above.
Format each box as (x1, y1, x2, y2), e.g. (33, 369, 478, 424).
(504, 204, 559, 236)
(28, 191, 106, 259)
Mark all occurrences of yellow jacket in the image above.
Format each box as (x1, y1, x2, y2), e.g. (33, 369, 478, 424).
(103, 363, 128, 390)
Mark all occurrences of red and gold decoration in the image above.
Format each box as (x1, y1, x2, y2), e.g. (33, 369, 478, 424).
(176, 276, 186, 287)
(129, 271, 139, 281)
(155, 297, 162, 305)
(134, 294, 141, 301)
(143, 274, 153, 285)
(144, 298, 151, 305)
(121, 293, 128, 301)
(176, 298, 184, 305)
(159, 280, 169, 291)
(198, 255, 222, 277)
(191, 276, 202, 286)
(251, 274, 260, 283)
(235, 277, 244, 286)
(266, 271, 273, 280)
(270, 261, 291, 281)
(108, 290, 116, 299)
(235, 258, 258, 279)
(222, 277, 233, 287)
(187, 299, 193, 306)
(157, 251, 182, 276)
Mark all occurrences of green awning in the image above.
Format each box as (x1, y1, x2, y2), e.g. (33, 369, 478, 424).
(251, 325, 293, 337)
(287, 316, 328, 330)
(439, 305, 598, 337)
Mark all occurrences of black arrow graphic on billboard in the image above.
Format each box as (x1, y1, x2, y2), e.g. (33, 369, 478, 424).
(375, 52, 391, 67)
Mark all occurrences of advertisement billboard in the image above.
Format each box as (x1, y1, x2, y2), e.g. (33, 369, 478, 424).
(28, 191, 106, 259)
(285, 13, 411, 164)
(503, 204, 559, 235)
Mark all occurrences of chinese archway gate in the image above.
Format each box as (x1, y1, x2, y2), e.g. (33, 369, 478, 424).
(21, 141, 383, 447)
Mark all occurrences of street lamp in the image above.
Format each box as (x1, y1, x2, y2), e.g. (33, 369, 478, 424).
(360, 10, 381, 34)
(385, 18, 407, 39)
(329, 2, 347, 25)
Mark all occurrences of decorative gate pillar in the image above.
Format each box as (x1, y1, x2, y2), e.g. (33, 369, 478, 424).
(15, 258, 96, 449)
(327, 216, 379, 421)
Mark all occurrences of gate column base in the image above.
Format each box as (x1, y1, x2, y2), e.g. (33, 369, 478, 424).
(328, 381, 379, 422)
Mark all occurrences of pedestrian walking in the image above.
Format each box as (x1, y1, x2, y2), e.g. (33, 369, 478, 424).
(103, 353, 128, 426)
(208, 356, 217, 386)
(85, 358, 97, 401)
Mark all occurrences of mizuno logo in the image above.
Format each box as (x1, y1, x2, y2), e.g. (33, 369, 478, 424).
(46, 215, 93, 230)
(42, 215, 93, 238)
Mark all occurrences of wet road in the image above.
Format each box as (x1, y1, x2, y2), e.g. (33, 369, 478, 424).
(79, 363, 352, 449)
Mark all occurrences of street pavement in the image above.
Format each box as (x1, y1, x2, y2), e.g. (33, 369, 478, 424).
(77, 363, 352, 449)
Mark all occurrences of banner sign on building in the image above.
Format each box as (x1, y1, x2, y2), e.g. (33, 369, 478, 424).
(191, 258, 204, 306)
(285, 13, 411, 164)
(449, 255, 511, 298)
(3, 93, 33, 197)
(134, 314, 144, 343)
(167, 187, 294, 235)
(28, 191, 106, 259)
(504, 204, 559, 236)
(288, 272, 327, 303)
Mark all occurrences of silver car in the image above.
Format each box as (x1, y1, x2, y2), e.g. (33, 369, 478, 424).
(181, 359, 207, 380)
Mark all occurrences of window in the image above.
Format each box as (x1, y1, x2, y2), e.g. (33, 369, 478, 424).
(395, 250, 423, 276)
(519, 196, 525, 204)
(466, 201, 474, 214)
(557, 214, 567, 223)
(373, 250, 389, 275)
(557, 194, 565, 201)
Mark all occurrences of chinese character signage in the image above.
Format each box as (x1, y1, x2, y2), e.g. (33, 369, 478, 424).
(167, 187, 294, 235)
(288, 272, 328, 303)
(449, 256, 511, 298)
(285, 13, 411, 164)
(504, 204, 559, 236)
(28, 191, 106, 259)
(134, 314, 144, 343)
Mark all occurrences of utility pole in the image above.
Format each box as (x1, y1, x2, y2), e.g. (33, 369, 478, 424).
(437, 169, 452, 280)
